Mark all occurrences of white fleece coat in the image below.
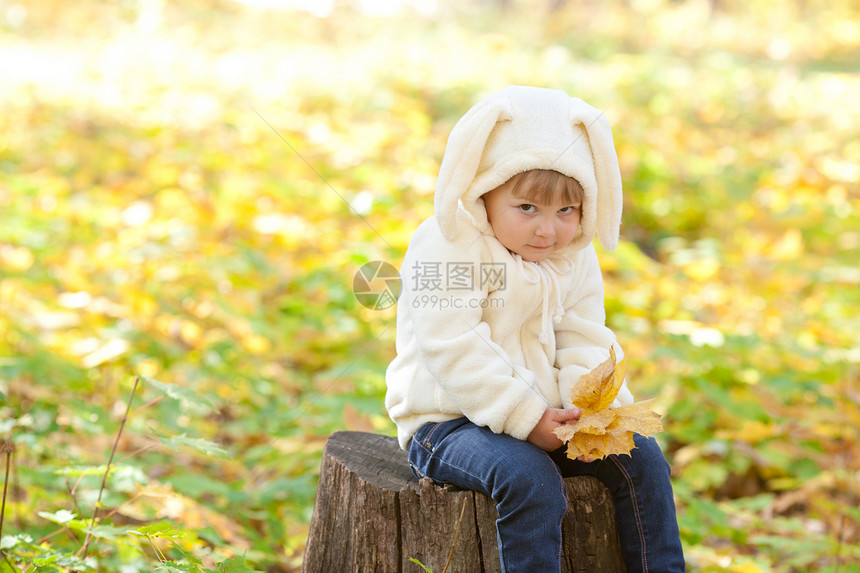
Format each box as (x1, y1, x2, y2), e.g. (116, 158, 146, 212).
(385, 86, 634, 450)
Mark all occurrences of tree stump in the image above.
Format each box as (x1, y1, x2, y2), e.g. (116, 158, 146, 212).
(303, 431, 626, 573)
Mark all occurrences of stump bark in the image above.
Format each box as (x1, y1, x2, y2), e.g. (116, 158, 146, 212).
(303, 431, 626, 573)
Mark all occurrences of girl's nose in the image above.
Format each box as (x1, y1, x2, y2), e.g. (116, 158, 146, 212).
(535, 219, 555, 237)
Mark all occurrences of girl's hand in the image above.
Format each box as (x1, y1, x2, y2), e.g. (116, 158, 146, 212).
(527, 407, 583, 451)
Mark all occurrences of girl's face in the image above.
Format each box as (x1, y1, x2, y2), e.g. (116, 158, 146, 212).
(483, 179, 582, 262)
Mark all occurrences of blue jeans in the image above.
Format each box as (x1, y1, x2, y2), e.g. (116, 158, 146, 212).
(408, 418, 685, 572)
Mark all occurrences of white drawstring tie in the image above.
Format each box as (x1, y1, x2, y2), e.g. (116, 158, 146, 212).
(512, 254, 573, 345)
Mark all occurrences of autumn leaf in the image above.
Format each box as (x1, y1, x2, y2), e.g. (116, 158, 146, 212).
(568, 347, 625, 411)
(612, 399, 664, 436)
(554, 348, 663, 459)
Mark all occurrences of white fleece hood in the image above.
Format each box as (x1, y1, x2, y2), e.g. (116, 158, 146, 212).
(434, 85, 623, 252)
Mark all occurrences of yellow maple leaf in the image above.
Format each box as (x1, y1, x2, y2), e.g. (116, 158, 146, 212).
(564, 408, 616, 436)
(612, 398, 664, 436)
(553, 348, 663, 460)
(568, 347, 625, 411)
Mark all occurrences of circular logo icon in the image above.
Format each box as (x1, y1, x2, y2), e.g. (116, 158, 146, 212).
(353, 261, 401, 310)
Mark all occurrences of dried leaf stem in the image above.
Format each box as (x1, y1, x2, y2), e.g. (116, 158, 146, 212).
(80, 376, 140, 558)
(0, 441, 16, 573)
(441, 497, 468, 573)
(1, 440, 14, 542)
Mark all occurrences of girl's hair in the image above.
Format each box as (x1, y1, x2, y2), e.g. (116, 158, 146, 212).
(508, 169, 583, 205)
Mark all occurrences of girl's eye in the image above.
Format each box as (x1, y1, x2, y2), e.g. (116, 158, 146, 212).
(558, 204, 581, 214)
(518, 204, 536, 214)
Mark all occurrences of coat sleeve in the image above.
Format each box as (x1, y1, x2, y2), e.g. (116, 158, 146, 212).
(400, 218, 548, 440)
(554, 245, 634, 408)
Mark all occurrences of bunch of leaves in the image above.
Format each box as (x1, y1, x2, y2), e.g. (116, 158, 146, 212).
(555, 348, 663, 460)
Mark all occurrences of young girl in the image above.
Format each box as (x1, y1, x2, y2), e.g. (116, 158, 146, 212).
(385, 85, 685, 572)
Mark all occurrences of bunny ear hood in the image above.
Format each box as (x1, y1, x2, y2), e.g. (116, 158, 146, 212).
(434, 85, 623, 252)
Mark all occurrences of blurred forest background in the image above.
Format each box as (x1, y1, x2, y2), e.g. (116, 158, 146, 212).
(1, 0, 858, 571)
